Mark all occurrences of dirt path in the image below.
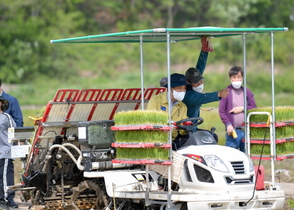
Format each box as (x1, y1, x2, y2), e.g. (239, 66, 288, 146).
(282, 183, 294, 210)
(282, 183, 294, 198)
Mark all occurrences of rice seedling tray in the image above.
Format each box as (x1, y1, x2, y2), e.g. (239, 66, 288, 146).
(112, 142, 171, 148)
(249, 121, 294, 128)
(246, 137, 294, 144)
(251, 154, 294, 161)
(250, 140, 294, 159)
(112, 159, 172, 165)
(115, 147, 169, 161)
(111, 124, 171, 131)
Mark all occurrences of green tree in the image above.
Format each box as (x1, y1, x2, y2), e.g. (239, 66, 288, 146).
(0, 0, 85, 83)
(240, 0, 294, 28)
(0, 0, 293, 85)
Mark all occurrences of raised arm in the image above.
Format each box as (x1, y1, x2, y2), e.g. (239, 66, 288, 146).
(196, 36, 213, 75)
(195, 51, 208, 75)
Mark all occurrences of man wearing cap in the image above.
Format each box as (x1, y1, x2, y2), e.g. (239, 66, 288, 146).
(184, 68, 229, 120)
(0, 97, 18, 209)
(182, 37, 229, 123)
(147, 73, 189, 150)
(0, 79, 23, 127)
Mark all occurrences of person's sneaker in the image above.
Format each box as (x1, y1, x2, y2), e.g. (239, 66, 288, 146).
(0, 201, 9, 210)
(7, 200, 17, 208)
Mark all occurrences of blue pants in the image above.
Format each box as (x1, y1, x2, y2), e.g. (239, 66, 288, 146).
(0, 159, 15, 202)
(225, 129, 245, 152)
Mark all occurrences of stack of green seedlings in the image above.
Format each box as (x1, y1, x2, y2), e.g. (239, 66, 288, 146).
(113, 110, 169, 160)
(248, 106, 294, 155)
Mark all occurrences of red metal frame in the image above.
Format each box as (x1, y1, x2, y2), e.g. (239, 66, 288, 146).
(249, 122, 294, 127)
(63, 89, 103, 122)
(121, 88, 142, 100)
(76, 89, 103, 101)
(119, 88, 143, 111)
(245, 137, 294, 144)
(52, 89, 80, 102)
(251, 155, 294, 161)
(144, 88, 165, 100)
(87, 89, 124, 121)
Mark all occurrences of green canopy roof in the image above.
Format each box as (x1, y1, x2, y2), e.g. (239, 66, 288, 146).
(50, 27, 288, 44)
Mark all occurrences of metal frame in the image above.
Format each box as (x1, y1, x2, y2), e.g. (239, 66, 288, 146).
(246, 111, 275, 188)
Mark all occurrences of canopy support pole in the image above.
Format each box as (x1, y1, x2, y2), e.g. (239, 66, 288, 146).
(242, 33, 249, 153)
(166, 31, 172, 208)
(270, 31, 277, 188)
(140, 35, 145, 110)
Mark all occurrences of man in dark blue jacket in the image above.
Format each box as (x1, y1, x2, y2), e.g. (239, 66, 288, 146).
(184, 68, 229, 120)
(181, 37, 229, 142)
(183, 37, 229, 121)
(0, 79, 23, 127)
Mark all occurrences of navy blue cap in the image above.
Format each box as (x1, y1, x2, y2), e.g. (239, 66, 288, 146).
(164, 73, 188, 88)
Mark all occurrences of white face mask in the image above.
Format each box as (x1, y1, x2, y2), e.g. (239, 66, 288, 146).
(231, 81, 242, 89)
(172, 90, 186, 101)
(192, 84, 204, 93)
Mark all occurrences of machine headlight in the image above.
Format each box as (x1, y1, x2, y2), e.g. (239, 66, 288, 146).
(204, 155, 229, 173)
(183, 154, 206, 164)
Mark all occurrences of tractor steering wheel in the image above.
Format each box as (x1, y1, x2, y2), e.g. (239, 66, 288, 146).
(174, 117, 204, 127)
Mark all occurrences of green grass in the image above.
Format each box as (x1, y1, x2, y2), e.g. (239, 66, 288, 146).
(289, 199, 294, 208)
(251, 141, 294, 156)
(248, 106, 294, 122)
(114, 110, 168, 125)
(115, 130, 168, 143)
(250, 126, 294, 139)
(116, 148, 169, 160)
(113, 110, 170, 159)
